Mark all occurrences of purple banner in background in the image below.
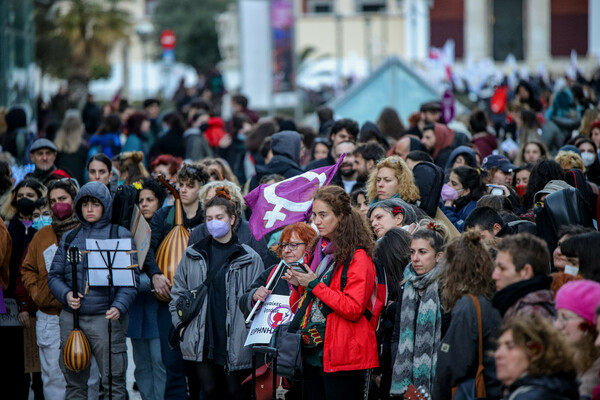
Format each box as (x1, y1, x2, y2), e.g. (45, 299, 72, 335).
(271, 0, 294, 93)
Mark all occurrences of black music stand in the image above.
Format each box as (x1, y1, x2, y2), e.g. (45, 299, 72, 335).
(85, 239, 136, 400)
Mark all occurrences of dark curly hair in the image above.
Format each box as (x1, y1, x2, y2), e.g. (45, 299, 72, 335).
(139, 177, 167, 206)
(522, 160, 564, 207)
(312, 185, 374, 264)
(441, 230, 495, 311)
(177, 163, 210, 186)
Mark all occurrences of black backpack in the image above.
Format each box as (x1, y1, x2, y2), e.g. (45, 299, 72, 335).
(535, 187, 593, 254)
(111, 185, 139, 229)
(412, 161, 444, 217)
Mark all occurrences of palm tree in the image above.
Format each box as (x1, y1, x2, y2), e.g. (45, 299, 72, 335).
(38, 0, 131, 106)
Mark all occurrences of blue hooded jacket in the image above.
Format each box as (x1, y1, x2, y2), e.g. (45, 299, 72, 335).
(48, 181, 139, 315)
(444, 145, 478, 171)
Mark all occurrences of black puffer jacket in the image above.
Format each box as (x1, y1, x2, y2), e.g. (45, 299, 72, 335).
(502, 374, 579, 400)
(48, 181, 139, 315)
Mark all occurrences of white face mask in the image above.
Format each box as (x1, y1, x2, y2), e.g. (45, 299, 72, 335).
(581, 152, 595, 167)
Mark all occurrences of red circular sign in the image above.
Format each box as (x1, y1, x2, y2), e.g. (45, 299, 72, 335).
(160, 29, 176, 50)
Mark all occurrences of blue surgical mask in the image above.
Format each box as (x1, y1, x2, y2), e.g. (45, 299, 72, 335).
(206, 219, 230, 239)
(33, 215, 52, 230)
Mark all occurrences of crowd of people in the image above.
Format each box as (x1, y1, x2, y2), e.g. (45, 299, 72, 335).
(0, 71, 600, 400)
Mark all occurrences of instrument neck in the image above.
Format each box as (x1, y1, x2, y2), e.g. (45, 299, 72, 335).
(176, 199, 193, 225)
(71, 261, 79, 330)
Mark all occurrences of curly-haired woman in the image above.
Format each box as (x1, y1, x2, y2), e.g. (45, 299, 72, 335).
(495, 314, 578, 399)
(366, 156, 420, 205)
(282, 185, 378, 400)
(432, 231, 502, 400)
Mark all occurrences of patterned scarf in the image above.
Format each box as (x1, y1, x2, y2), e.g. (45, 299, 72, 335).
(308, 237, 335, 278)
(390, 262, 443, 396)
(51, 213, 80, 241)
(296, 237, 336, 329)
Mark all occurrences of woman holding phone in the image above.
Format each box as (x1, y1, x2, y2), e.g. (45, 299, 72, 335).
(283, 185, 378, 400)
(238, 222, 317, 318)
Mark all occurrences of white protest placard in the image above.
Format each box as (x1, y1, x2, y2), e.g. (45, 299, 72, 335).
(244, 294, 292, 346)
(0, 298, 20, 327)
(43, 244, 58, 273)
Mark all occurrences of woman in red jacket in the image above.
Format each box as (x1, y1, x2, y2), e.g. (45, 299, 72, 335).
(283, 185, 378, 400)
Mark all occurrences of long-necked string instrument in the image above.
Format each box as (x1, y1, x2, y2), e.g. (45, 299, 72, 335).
(63, 246, 92, 372)
(155, 175, 190, 302)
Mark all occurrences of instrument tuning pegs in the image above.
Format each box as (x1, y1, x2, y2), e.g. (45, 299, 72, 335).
(68, 247, 81, 264)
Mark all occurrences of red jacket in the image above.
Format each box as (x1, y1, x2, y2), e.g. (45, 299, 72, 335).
(290, 249, 379, 372)
(204, 117, 226, 148)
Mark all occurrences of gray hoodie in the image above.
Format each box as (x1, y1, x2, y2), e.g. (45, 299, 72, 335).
(48, 181, 139, 315)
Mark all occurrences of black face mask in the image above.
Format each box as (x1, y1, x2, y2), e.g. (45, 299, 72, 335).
(16, 198, 36, 216)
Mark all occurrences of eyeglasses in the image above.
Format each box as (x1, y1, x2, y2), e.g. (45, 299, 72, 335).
(278, 242, 305, 251)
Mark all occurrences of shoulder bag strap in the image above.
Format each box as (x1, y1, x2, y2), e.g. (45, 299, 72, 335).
(193, 254, 222, 293)
(466, 294, 486, 398)
(287, 292, 314, 332)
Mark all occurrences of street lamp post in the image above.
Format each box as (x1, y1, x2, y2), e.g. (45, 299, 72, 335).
(135, 21, 154, 100)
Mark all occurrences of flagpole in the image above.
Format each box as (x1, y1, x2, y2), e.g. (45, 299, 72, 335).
(245, 260, 285, 324)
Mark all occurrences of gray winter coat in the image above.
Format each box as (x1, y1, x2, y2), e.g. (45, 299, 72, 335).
(48, 181, 139, 315)
(169, 239, 264, 370)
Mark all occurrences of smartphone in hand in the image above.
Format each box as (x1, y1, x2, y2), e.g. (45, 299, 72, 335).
(289, 262, 308, 273)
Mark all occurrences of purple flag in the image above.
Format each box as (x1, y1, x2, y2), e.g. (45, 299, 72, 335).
(245, 155, 344, 240)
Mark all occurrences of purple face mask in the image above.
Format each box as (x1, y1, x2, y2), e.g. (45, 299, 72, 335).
(206, 219, 230, 239)
(441, 183, 459, 202)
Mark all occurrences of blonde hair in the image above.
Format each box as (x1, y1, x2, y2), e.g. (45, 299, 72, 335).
(366, 156, 420, 203)
(54, 110, 84, 153)
(555, 150, 584, 171)
(579, 109, 600, 137)
(199, 180, 245, 212)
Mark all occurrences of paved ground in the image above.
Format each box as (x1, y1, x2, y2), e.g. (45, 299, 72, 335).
(29, 338, 142, 400)
(126, 338, 143, 400)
